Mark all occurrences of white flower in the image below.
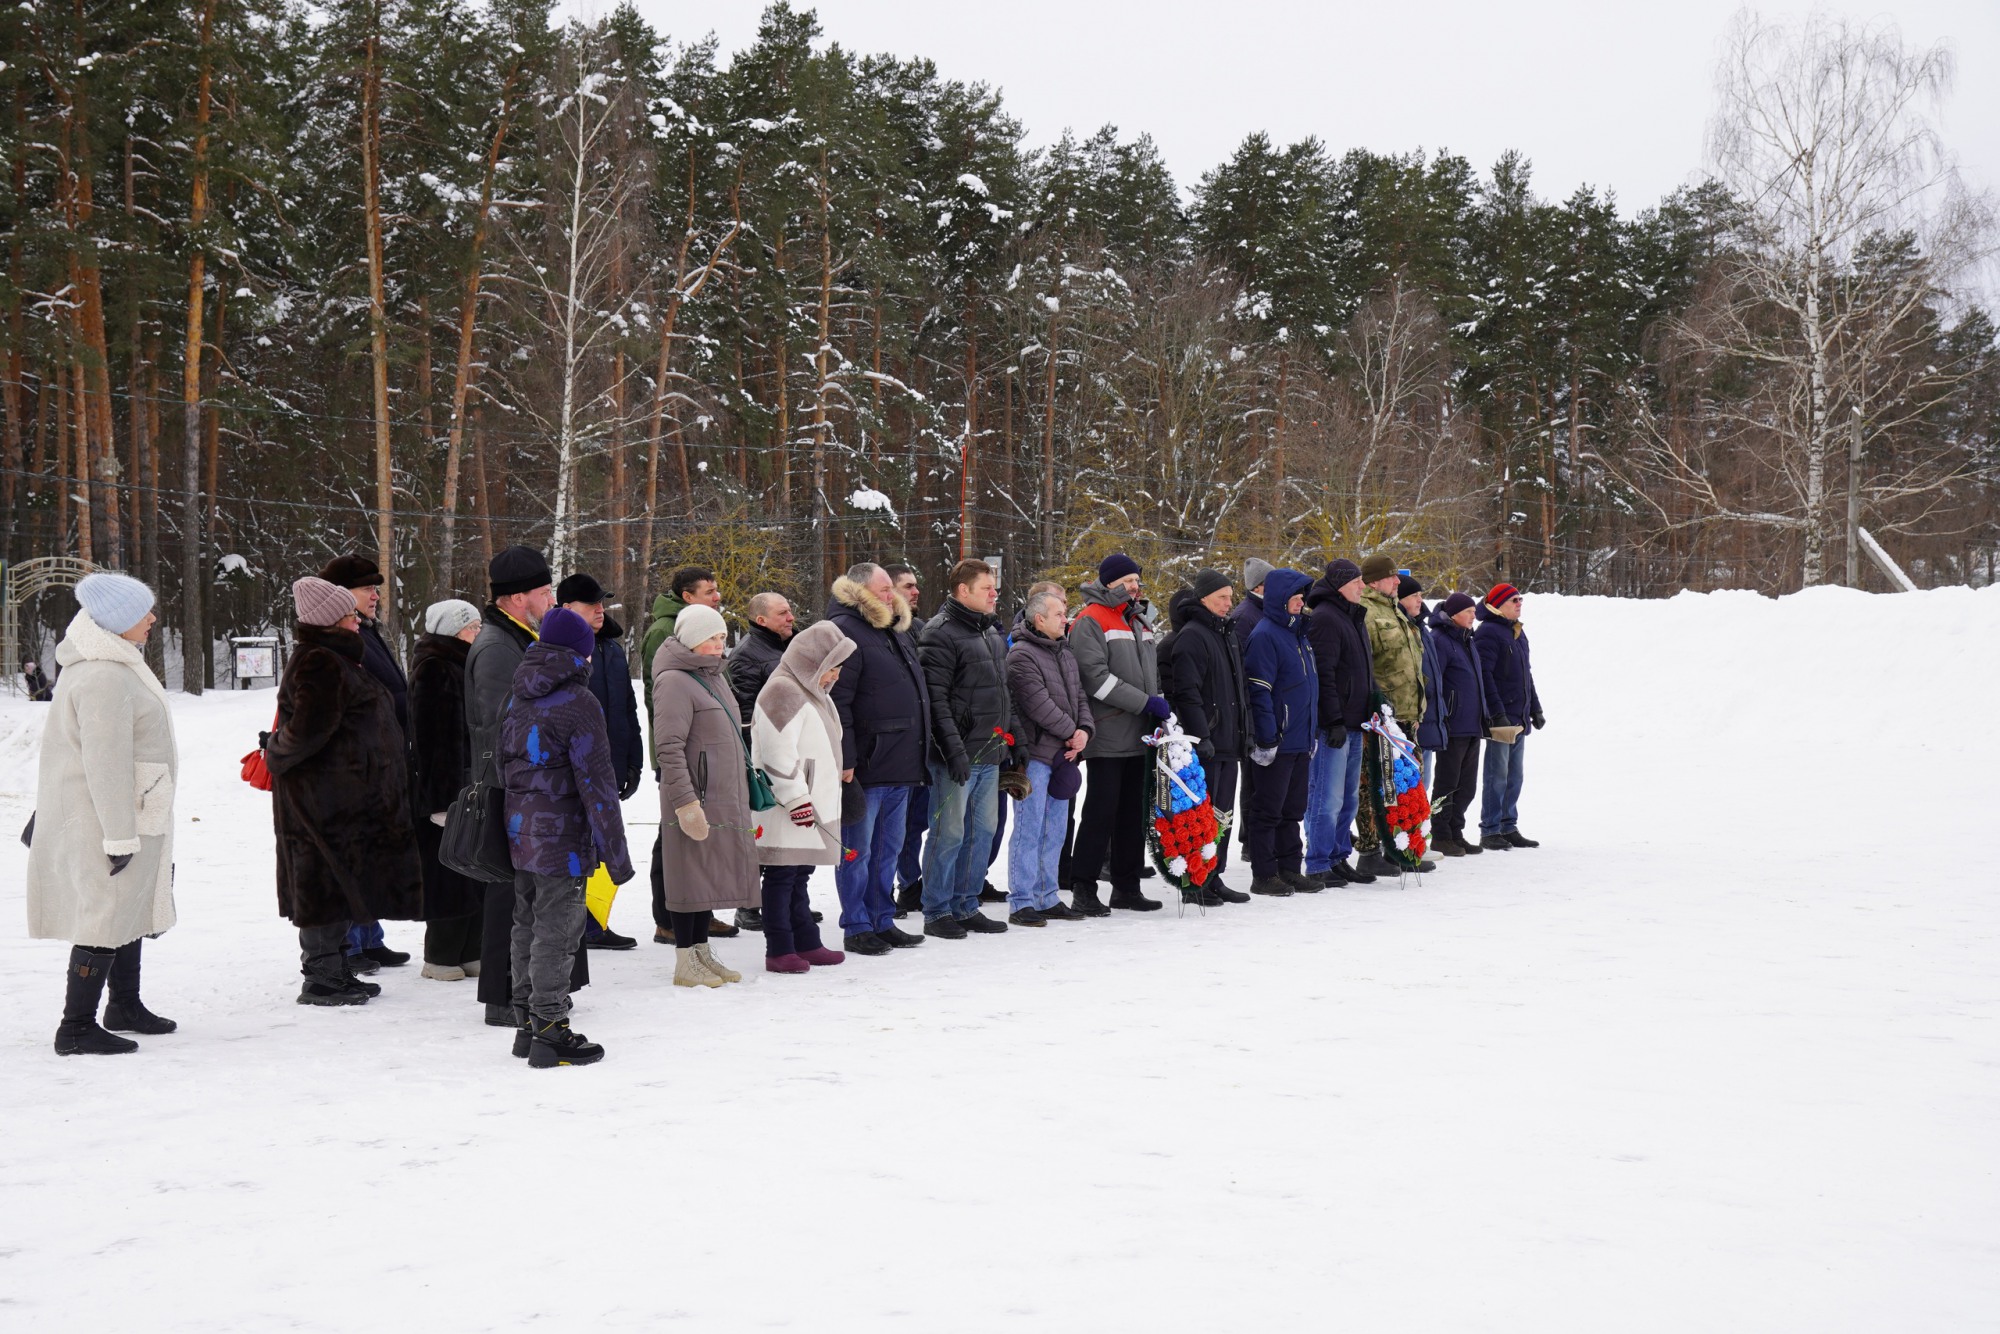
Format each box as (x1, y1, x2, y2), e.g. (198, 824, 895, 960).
(1393, 832, 1410, 850)
(1199, 843, 1216, 860)
(1167, 857, 1187, 877)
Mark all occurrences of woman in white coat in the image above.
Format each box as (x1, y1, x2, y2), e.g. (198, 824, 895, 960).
(750, 620, 855, 973)
(26, 573, 179, 1055)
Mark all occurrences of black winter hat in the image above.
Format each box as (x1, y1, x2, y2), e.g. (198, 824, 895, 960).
(1438, 591, 1476, 618)
(1190, 569, 1231, 600)
(1397, 574, 1424, 600)
(319, 554, 384, 589)
(1325, 558, 1362, 588)
(556, 573, 605, 605)
(489, 544, 553, 598)
(1098, 552, 1142, 585)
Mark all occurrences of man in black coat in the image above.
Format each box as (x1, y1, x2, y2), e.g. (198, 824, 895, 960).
(1162, 572, 1253, 904)
(464, 546, 587, 1024)
(826, 562, 931, 955)
(319, 553, 414, 968)
(1303, 559, 1379, 886)
(726, 591, 794, 724)
(557, 572, 642, 950)
(916, 559, 1012, 937)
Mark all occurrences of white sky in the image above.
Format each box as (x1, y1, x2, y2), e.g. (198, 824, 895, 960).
(614, 0, 2000, 216)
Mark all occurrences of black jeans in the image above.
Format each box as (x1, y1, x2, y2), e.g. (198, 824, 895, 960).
(1201, 754, 1240, 877)
(1245, 751, 1310, 878)
(299, 921, 351, 986)
(1431, 734, 1481, 842)
(1070, 754, 1148, 893)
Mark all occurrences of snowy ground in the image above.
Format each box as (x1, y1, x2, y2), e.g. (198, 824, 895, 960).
(2, 586, 1996, 1331)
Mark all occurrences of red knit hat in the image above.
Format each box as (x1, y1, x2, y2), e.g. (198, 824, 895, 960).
(1485, 582, 1522, 609)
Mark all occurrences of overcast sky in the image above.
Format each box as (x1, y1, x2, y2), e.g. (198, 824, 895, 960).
(613, 0, 2000, 215)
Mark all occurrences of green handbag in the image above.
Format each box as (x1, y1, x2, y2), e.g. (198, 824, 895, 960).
(693, 674, 778, 812)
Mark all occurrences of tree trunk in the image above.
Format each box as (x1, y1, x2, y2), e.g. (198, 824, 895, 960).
(360, 12, 397, 640)
(180, 0, 216, 695)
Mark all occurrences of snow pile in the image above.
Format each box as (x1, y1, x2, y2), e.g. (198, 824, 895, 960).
(0, 586, 1995, 1331)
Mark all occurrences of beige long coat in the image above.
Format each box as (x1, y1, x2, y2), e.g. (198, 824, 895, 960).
(26, 609, 178, 948)
(651, 639, 760, 913)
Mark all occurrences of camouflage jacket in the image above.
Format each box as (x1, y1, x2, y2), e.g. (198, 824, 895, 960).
(1360, 587, 1426, 729)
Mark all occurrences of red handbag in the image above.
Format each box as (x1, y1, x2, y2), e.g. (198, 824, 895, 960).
(240, 711, 278, 792)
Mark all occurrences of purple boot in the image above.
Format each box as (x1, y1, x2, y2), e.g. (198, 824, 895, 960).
(765, 953, 810, 974)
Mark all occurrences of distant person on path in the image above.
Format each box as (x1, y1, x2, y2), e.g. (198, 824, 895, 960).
(268, 577, 423, 1007)
(642, 566, 738, 943)
(1067, 553, 1170, 915)
(651, 603, 758, 987)
(465, 546, 587, 1026)
(825, 563, 930, 957)
(557, 573, 643, 951)
(1004, 585, 1093, 925)
(408, 599, 486, 980)
(1160, 570, 1251, 905)
(1241, 568, 1321, 897)
(1474, 583, 1544, 851)
(497, 606, 633, 1067)
(1302, 559, 1378, 887)
(1426, 592, 1491, 857)
(23, 658, 52, 701)
(749, 620, 856, 972)
(319, 554, 412, 972)
(917, 559, 1013, 938)
(27, 573, 179, 1054)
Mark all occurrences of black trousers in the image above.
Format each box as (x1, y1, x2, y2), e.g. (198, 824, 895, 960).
(668, 910, 711, 947)
(1431, 734, 1481, 841)
(1069, 754, 1149, 893)
(1245, 751, 1310, 878)
(299, 920, 351, 986)
(424, 911, 483, 967)
(760, 864, 823, 957)
(1201, 754, 1240, 877)
(479, 880, 587, 1007)
(650, 833, 669, 930)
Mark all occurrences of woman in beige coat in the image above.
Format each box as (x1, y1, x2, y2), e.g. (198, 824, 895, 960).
(652, 603, 758, 988)
(26, 573, 179, 1055)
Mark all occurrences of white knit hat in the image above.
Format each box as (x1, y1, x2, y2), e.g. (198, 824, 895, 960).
(423, 599, 481, 637)
(75, 572, 156, 634)
(674, 603, 728, 649)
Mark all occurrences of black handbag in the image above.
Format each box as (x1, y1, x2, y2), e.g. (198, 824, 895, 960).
(439, 732, 516, 883)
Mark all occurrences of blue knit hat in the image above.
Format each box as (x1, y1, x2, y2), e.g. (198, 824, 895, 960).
(75, 572, 155, 634)
(538, 606, 596, 660)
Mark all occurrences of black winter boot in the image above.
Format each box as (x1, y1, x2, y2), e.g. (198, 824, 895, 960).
(735, 907, 765, 932)
(1479, 835, 1514, 852)
(1248, 876, 1293, 897)
(894, 880, 923, 918)
(1107, 887, 1163, 912)
(1209, 880, 1250, 904)
(511, 1006, 533, 1059)
(1504, 831, 1540, 848)
(1333, 858, 1375, 884)
(1180, 885, 1225, 907)
(1355, 851, 1403, 879)
(1068, 883, 1111, 917)
(54, 947, 137, 1055)
(102, 940, 177, 1035)
(526, 1015, 604, 1068)
(1279, 871, 1322, 895)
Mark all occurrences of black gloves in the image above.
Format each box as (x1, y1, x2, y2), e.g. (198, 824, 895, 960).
(1531, 710, 1547, 731)
(1143, 695, 1172, 721)
(946, 753, 972, 785)
(618, 767, 642, 800)
(1322, 723, 1347, 749)
(108, 853, 133, 876)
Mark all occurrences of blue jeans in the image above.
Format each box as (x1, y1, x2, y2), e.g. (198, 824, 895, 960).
(898, 785, 929, 888)
(1480, 734, 1528, 836)
(1304, 731, 1365, 871)
(344, 921, 386, 956)
(836, 784, 911, 936)
(922, 762, 1000, 922)
(1007, 760, 1068, 911)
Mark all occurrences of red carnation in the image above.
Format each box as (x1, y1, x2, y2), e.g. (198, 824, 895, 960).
(843, 849, 858, 862)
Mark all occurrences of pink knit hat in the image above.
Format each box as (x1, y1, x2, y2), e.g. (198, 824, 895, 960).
(293, 577, 357, 627)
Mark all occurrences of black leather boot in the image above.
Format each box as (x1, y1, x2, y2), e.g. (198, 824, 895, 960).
(55, 947, 137, 1055)
(102, 939, 177, 1035)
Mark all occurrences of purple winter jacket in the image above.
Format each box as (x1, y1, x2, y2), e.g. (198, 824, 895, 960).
(499, 641, 635, 884)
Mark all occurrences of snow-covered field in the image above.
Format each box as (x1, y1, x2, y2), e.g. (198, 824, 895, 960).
(3, 586, 1996, 1331)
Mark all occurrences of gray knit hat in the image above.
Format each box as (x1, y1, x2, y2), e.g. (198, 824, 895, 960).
(1242, 558, 1273, 593)
(293, 577, 357, 628)
(423, 599, 481, 637)
(74, 572, 155, 634)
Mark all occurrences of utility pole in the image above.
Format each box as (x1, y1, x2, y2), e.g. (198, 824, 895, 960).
(1845, 409, 1863, 588)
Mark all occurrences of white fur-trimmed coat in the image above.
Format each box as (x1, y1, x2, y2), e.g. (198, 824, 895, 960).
(25, 609, 178, 948)
(750, 622, 855, 866)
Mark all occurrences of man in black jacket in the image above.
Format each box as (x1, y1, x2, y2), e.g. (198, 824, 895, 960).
(726, 591, 794, 724)
(319, 554, 414, 968)
(1302, 559, 1379, 886)
(916, 559, 1012, 938)
(827, 563, 931, 956)
(557, 572, 643, 950)
(1162, 571, 1253, 904)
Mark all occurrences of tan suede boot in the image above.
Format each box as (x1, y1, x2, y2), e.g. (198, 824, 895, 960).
(694, 942, 741, 983)
(674, 946, 723, 989)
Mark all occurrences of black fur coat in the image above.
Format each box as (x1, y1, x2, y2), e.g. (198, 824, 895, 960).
(268, 622, 424, 928)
